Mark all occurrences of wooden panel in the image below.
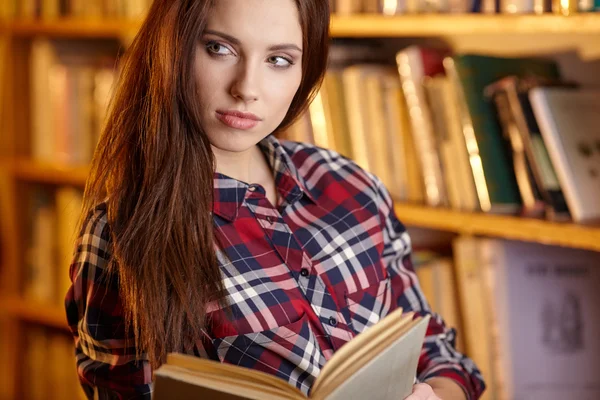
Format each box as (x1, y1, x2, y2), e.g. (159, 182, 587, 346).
(9, 18, 140, 39)
(11, 38, 32, 158)
(0, 319, 21, 399)
(9, 159, 89, 186)
(1, 297, 68, 331)
(394, 203, 600, 252)
(3, 15, 600, 38)
(330, 14, 600, 37)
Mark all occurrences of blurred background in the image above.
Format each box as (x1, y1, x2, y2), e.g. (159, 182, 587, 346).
(1, 0, 600, 399)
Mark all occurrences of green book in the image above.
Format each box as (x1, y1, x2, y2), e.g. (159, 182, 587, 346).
(448, 54, 560, 213)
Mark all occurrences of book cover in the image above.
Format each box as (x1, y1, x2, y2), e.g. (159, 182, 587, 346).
(448, 54, 560, 214)
(484, 76, 572, 221)
(529, 88, 600, 223)
(479, 239, 600, 400)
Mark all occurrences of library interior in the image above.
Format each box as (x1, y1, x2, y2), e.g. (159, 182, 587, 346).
(1, 0, 600, 399)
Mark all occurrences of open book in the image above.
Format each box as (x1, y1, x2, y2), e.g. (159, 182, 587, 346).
(153, 308, 430, 400)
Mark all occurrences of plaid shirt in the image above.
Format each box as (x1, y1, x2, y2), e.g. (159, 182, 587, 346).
(65, 134, 485, 399)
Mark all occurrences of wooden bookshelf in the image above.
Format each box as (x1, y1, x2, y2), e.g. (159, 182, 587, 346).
(10, 159, 89, 187)
(394, 203, 600, 252)
(6, 159, 600, 253)
(0, 297, 68, 330)
(3, 14, 600, 38)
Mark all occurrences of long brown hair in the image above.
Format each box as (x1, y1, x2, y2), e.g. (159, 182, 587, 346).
(81, 0, 330, 369)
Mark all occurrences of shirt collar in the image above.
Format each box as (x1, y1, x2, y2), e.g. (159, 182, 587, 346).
(213, 135, 316, 221)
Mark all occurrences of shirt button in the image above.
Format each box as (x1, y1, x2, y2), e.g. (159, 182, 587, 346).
(328, 317, 338, 327)
(266, 216, 274, 224)
(300, 268, 309, 277)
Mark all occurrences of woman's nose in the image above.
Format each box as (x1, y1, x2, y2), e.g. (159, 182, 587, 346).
(230, 61, 259, 103)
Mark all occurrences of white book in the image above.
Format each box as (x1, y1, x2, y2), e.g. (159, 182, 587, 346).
(529, 88, 600, 222)
(479, 239, 600, 400)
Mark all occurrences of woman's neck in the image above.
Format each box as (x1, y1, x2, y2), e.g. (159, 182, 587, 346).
(212, 144, 271, 186)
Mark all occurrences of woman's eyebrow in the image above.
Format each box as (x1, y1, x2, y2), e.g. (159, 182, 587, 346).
(204, 29, 240, 45)
(268, 44, 303, 53)
(204, 29, 302, 53)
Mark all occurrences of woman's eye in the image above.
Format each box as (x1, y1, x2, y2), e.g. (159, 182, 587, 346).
(206, 41, 232, 56)
(268, 56, 293, 68)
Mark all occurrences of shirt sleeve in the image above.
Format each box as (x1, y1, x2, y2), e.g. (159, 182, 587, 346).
(373, 178, 486, 400)
(64, 204, 153, 399)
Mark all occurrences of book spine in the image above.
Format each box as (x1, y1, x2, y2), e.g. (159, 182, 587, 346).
(440, 74, 480, 212)
(500, 0, 534, 12)
(364, 72, 395, 193)
(479, 240, 511, 400)
(578, 0, 594, 11)
(423, 76, 462, 210)
(513, 81, 571, 220)
(447, 55, 526, 214)
(342, 66, 373, 172)
(487, 86, 545, 217)
(381, 73, 411, 201)
(452, 237, 495, 400)
(396, 49, 448, 208)
(444, 57, 491, 212)
(552, 0, 577, 14)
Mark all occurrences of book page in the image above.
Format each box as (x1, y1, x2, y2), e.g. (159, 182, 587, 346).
(316, 316, 429, 400)
(314, 314, 418, 395)
(312, 307, 409, 393)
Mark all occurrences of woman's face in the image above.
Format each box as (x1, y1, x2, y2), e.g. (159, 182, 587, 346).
(195, 0, 303, 154)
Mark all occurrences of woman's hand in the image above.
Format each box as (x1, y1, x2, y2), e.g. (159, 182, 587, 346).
(404, 377, 468, 400)
(403, 383, 442, 400)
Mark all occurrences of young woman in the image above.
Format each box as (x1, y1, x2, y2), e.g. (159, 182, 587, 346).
(65, 0, 485, 399)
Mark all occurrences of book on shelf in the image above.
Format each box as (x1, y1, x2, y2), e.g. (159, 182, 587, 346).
(445, 53, 561, 215)
(24, 186, 84, 307)
(24, 326, 87, 400)
(30, 38, 119, 166)
(453, 237, 600, 400)
(396, 46, 451, 208)
(154, 307, 430, 400)
(0, 319, 9, 399)
(413, 252, 464, 351)
(423, 74, 479, 212)
(281, 43, 600, 224)
(529, 87, 600, 223)
(484, 75, 573, 221)
(3, 0, 153, 19)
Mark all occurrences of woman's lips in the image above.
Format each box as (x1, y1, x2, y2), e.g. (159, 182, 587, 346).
(216, 110, 261, 130)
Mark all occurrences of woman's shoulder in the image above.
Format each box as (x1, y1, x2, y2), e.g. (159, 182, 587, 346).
(278, 139, 380, 194)
(77, 200, 113, 262)
(279, 139, 348, 164)
(82, 201, 110, 233)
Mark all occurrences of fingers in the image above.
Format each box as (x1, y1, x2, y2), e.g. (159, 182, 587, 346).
(403, 383, 442, 400)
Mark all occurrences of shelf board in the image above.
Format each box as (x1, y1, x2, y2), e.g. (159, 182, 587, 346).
(1, 297, 68, 330)
(330, 14, 600, 37)
(10, 159, 89, 186)
(8, 18, 141, 38)
(4, 14, 600, 38)
(394, 203, 600, 252)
